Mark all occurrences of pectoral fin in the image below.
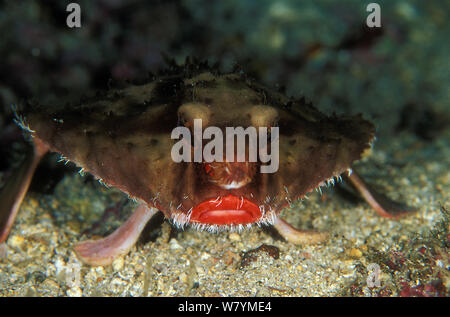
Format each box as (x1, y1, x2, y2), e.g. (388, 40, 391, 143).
(0, 137, 48, 243)
(74, 204, 159, 266)
(345, 170, 416, 218)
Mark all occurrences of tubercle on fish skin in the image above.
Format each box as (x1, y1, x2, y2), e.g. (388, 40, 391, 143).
(11, 104, 35, 134)
(315, 173, 344, 195)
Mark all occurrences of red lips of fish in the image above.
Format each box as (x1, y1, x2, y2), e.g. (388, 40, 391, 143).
(189, 195, 262, 225)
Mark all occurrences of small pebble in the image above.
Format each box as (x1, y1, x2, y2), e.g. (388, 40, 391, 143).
(229, 232, 241, 241)
(8, 235, 25, 249)
(66, 286, 82, 297)
(179, 272, 188, 283)
(169, 238, 183, 250)
(112, 256, 124, 271)
(348, 248, 363, 258)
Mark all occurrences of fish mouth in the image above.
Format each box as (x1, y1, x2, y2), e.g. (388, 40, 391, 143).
(189, 194, 262, 225)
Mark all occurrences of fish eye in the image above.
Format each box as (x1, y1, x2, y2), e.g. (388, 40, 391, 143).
(178, 102, 211, 128)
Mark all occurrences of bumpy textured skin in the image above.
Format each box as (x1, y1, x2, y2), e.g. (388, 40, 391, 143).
(20, 63, 375, 225)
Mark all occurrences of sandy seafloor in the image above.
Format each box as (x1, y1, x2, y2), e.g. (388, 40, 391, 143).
(0, 0, 449, 297)
(0, 131, 448, 296)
